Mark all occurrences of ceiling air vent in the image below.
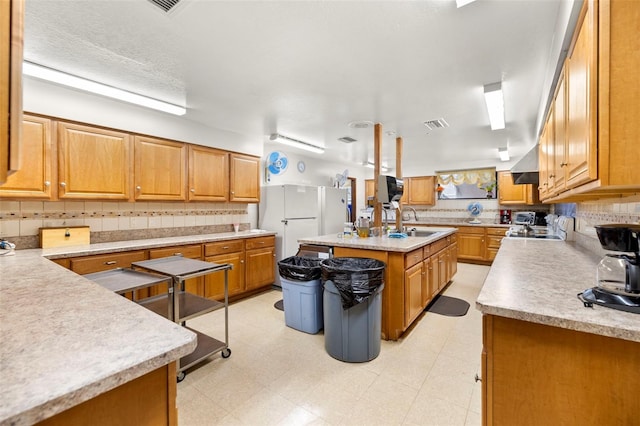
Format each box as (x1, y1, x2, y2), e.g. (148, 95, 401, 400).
(338, 136, 357, 143)
(423, 118, 450, 131)
(148, 0, 181, 13)
(348, 120, 374, 129)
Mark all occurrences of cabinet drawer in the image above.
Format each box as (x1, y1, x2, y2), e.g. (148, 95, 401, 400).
(486, 227, 507, 237)
(149, 244, 202, 259)
(430, 238, 448, 254)
(245, 236, 275, 250)
(457, 226, 485, 234)
(70, 250, 147, 275)
(449, 233, 458, 243)
(487, 236, 504, 249)
(205, 240, 244, 256)
(405, 248, 423, 269)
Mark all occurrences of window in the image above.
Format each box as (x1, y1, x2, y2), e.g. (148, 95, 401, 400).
(436, 167, 497, 200)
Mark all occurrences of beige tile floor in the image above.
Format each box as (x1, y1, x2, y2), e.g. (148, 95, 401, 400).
(178, 263, 489, 425)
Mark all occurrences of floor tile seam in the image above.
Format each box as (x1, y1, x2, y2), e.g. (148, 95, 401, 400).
(178, 382, 234, 419)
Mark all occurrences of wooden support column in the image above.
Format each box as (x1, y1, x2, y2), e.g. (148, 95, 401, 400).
(395, 136, 403, 230)
(373, 123, 383, 230)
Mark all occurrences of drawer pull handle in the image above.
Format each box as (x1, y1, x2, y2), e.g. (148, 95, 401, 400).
(223, 246, 229, 250)
(173, 253, 183, 256)
(104, 261, 117, 265)
(475, 374, 482, 383)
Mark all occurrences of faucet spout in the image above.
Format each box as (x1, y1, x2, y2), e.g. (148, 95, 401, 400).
(402, 206, 418, 222)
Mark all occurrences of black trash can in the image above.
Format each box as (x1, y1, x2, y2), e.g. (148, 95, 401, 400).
(320, 257, 385, 362)
(278, 256, 324, 334)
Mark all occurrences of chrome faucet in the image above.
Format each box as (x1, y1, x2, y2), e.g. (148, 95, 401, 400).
(402, 206, 418, 222)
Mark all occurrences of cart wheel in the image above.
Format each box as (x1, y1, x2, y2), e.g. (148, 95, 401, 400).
(221, 348, 231, 358)
(177, 371, 186, 382)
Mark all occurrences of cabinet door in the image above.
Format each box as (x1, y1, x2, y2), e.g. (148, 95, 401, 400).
(430, 252, 440, 297)
(245, 246, 275, 290)
(566, 1, 597, 189)
(229, 153, 259, 203)
(0, 115, 54, 199)
(148, 245, 203, 296)
(538, 122, 551, 200)
(1, 0, 23, 185)
(188, 145, 228, 202)
(204, 251, 245, 300)
(553, 70, 567, 193)
(449, 242, 458, 279)
(497, 171, 527, 204)
(365, 179, 375, 201)
(422, 257, 433, 306)
(134, 136, 186, 201)
(438, 250, 449, 290)
(457, 233, 485, 261)
(404, 262, 423, 328)
(58, 122, 131, 200)
(407, 176, 435, 205)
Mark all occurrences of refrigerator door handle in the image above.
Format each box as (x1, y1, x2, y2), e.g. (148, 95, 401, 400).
(282, 220, 288, 225)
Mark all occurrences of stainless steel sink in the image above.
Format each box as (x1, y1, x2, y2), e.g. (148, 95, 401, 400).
(411, 230, 436, 237)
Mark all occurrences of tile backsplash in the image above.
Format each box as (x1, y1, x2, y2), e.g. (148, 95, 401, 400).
(0, 201, 249, 249)
(408, 198, 549, 224)
(572, 196, 640, 256)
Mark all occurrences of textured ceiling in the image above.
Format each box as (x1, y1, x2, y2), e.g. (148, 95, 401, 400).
(23, 0, 576, 174)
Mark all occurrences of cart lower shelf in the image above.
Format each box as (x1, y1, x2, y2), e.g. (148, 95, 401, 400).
(139, 291, 224, 322)
(180, 327, 230, 372)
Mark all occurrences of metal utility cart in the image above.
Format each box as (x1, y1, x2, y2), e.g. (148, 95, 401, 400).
(130, 256, 232, 381)
(84, 268, 173, 319)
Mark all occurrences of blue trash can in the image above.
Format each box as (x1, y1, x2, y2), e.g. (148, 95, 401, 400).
(278, 256, 323, 334)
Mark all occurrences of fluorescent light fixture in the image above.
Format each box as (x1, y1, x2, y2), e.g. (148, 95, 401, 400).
(483, 82, 505, 130)
(498, 147, 510, 162)
(364, 161, 390, 172)
(456, 0, 477, 8)
(269, 133, 324, 154)
(22, 62, 186, 116)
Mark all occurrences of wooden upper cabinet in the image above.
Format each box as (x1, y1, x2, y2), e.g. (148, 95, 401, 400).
(0, 115, 54, 199)
(552, 70, 567, 194)
(134, 136, 186, 201)
(188, 145, 229, 202)
(58, 122, 131, 200)
(229, 153, 259, 203)
(406, 176, 435, 205)
(498, 171, 538, 205)
(538, 117, 551, 200)
(399, 178, 409, 205)
(365, 179, 375, 202)
(1, 0, 23, 184)
(565, 0, 597, 189)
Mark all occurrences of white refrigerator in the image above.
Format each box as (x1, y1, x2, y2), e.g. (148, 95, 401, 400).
(318, 186, 349, 235)
(259, 185, 320, 285)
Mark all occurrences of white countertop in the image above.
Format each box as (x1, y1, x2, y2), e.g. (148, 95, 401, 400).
(476, 239, 640, 343)
(298, 227, 457, 253)
(0, 230, 276, 425)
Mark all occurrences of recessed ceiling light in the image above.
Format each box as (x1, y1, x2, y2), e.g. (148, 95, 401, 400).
(338, 136, 357, 143)
(386, 130, 396, 136)
(348, 120, 374, 129)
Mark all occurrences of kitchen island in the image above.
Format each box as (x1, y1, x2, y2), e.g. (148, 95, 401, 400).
(299, 227, 457, 340)
(0, 230, 275, 426)
(0, 249, 197, 426)
(476, 239, 640, 425)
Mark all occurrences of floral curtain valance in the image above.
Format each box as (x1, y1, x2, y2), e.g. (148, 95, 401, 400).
(437, 167, 496, 187)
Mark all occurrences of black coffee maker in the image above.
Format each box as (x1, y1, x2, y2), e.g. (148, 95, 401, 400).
(579, 224, 640, 314)
(499, 209, 512, 224)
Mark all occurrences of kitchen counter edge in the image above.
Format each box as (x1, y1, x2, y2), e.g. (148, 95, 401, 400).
(476, 239, 640, 343)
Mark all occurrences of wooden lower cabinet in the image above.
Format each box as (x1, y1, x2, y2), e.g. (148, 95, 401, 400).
(38, 363, 177, 426)
(485, 228, 505, 262)
(245, 238, 276, 291)
(335, 234, 456, 340)
(404, 261, 424, 328)
(204, 240, 246, 300)
(482, 315, 640, 425)
(457, 226, 485, 261)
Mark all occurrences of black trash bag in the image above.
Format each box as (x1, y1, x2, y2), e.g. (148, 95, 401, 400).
(278, 256, 323, 281)
(321, 257, 385, 309)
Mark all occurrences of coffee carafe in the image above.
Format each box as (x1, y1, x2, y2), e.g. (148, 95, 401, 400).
(579, 224, 640, 313)
(499, 209, 512, 224)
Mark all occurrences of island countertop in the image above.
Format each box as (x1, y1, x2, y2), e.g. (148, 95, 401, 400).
(0, 252, 198, 425)
(297, 227, 457, 253)
(476, 238, 640, 343)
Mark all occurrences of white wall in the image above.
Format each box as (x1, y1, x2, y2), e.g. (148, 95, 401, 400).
(23, 78, 262, 156)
